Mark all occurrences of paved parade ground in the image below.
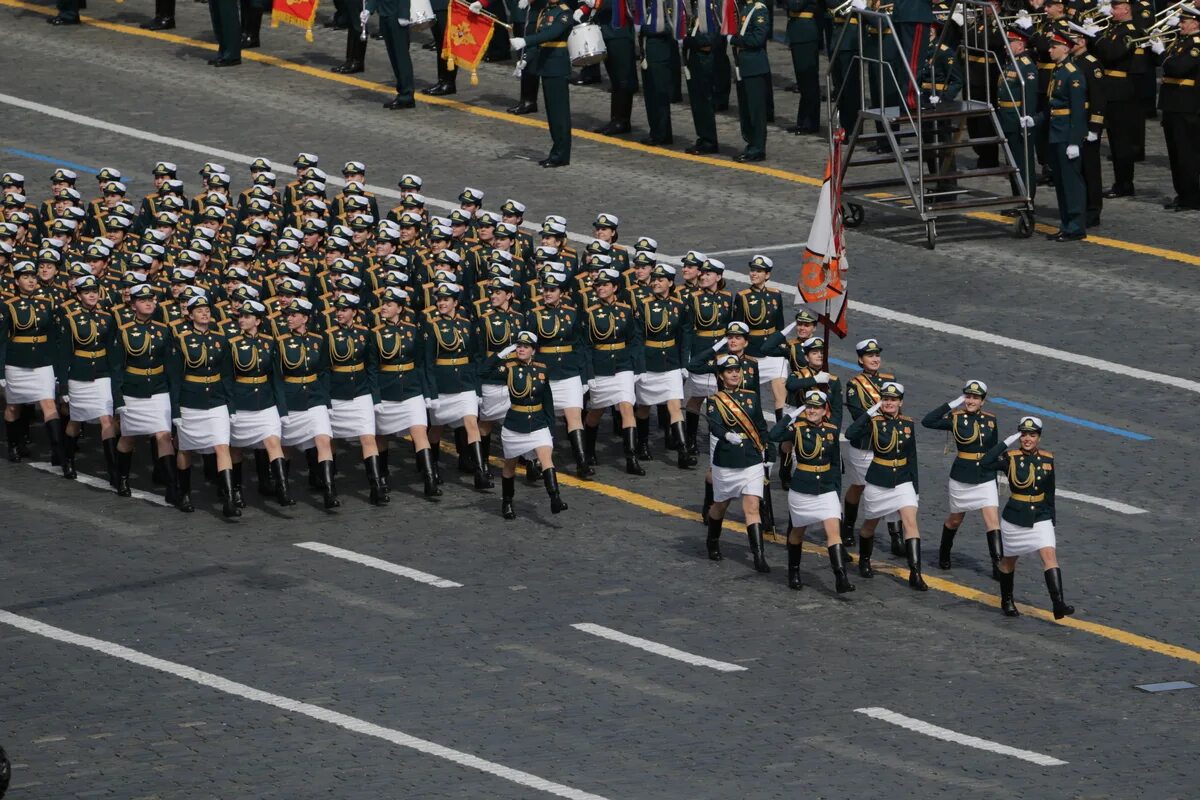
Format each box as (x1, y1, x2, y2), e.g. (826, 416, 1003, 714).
(3, 1, 1200, 796)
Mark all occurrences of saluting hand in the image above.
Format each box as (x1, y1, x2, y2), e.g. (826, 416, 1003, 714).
(498, 344, 518, 358)
(1004, 432, 1020, 446)
(469, 0, 483, 11)
(947, 394, 965, 409)
(813, 371, 830, 384)
(711, 336, 728, 352)
(780, 320, 797, 338)
(866, 402, 882, 417)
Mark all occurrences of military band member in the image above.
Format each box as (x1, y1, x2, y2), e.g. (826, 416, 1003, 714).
(1156, 8, 1200, 212)
(844, 380, 927, 590)
(729, 0, 771, 161)
(481, 331, 568, 519)
(2, 261, 70, 473)
(1090, 0, 1144, 198)
(278, 298, 340, 509)
(783, 0, 822, 134)
(921, 379, 1002, 577)
(582, 267, 646, 474)
(999, 27, 1041, 204)
(684, 0, 724, 153)
(768, 389, 855, 593)
(1070, 29, 1106, 226)
(1043, 25, 1088, 241)
(633, 263, 695, 468)
(510, 0, 574, 168)
(704, 354, 774, 571)
(734, 254, 786, 419)
(981, 416, 1073, 619)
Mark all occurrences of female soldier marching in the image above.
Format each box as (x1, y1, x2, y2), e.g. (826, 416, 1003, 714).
(921, 379, 1002, 577)
(982, 416, 1073, 620)
(278, 298, 340, 510)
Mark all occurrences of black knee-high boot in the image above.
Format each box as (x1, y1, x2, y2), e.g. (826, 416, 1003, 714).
(416, 447, 441, 497)
(202, 452, 218, 484)
(219, 468, 241, 518)
(858, 534, 875, 577)
(7, 418, 23, 462)
(102, 437, 119, 487)
(905, 537, 928, 591)
(305, 447, 323, 489)
(470, 440, 492, 490)
(635, 416, 651, 459)
(938, 525, 957, 569)
(159, 454, 179, 504)
(706, 515, 723, 560)
(671, 420, 695, 468)
(702, 480, 713, 522)
(568, 428, 595, 478)
(479, 435, 494, 478)
(622, 426, 645, 475)
(320, 459, 340, 508)
(657, 405, 671, 446)
(841, 500, 858, 547)
(176, 466, 194, 512)
(999, 569, 1019, 616)
(364, 455, 389, 505)
(543, 466, 566, 513)
(828, 543, 856, 593)
(455, 427, 472, 472)
(254, 449, 273, 495)
(760, 481, 776, 536)
(1044, 567, 1074, 619)
(231, 461, 246, 508)
(150, 439, 165, 485)
(116, 448, 133, 497)
(747, 522, 770, 573)
(271, 458, 295, 506)
(610, 406, 621, 436)
(986, 529, 1003, 580)
(17, 408, 34, 457)
(779, 449, 792, 490)
(523, 455, 543, 483)
(583, 424, 600, 466)
(377, 447, 390, 492)
(501, 475, 516, 519)
(684, 410, 699, 456)
(787, 542, 803, 589)
(45, 417, 71, 478)
(888, 521, 904, 556)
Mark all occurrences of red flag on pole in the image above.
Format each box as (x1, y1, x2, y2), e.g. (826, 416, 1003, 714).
(444, 0, 498, 86)
(271, 0, 319, 41)
(797, 134, 849, 337)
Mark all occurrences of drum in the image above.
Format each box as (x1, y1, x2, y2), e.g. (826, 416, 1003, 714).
(568, 22, 606, 66)
(409, 0, 435, 31)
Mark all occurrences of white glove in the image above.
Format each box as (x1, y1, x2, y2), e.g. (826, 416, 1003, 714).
(781, 321, 796, 337)
(1015, 10, 1033, 28)
(1150, 37, 1166, 55)
(789, 407, 804, 421)
(1165, 14, 1179, 27)
(948, 394, 965, 409)
(679, 368, 689, 381)
(499, 344, 518, 358)
(763, 460, 773, 478)
(1020, 115, 1036, 129)
(173, 417, 182, 427)
(851, 0, 867, 9)
(359, 8, 370, 25)
(813, 371, 830, 384)
(726, 33, 734, 44)
(1004, 432, 1020, 446)
(396, 17, 411, 24)
(711, 336, 728, 352)
(469, 0, 483, 11)
(1086, 130, 1099, 142)
(950, 3, 964, 25)
(572, 8, 585, 22)
(1066, 144, 1080, 160)
(518, 0, 528, 7)
(1098, 2, 1112, 14)
(866, 402, 882, 417)
(510, 36, 526, 49)
(928, 93, 941, 106)
(1083, 23, 1101, 37)
(62, 395, 70, 405)
(724, 431, 742, 445)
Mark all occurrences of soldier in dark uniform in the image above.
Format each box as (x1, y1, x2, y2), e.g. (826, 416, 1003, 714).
(639, 0, 678, 146)
(141, 0, 176, 30)
(733, 254, 785, 419)
(632, 263, 695, 468)
(424, 0, 459, 95)
(507, 0, 542, 113)
(729, 0, 771, 161)
(240, 0, 268, 47)
(683, 0, 724, 152)
(784, 0, 823, 134)
(581, 267, 645, 473)
(475, 277, 524, 477)
(511, 0, 575, 167)
(1156, 8, 1200, 211)
(998, 27, 1040, 204)
(1042, 24, 1088, 240)
(891, 0, 936, 109)
(681, 257, 731, 455)
(207, 0, 243, 67)
(1070, 28, 1106, 225)
(1091, 0, 1144, 197)
(586, 0, 640, 134)
(982, 416, 1073, 619)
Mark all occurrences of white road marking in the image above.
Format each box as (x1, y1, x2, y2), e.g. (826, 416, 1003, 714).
(27, 461, 170, 507)
(996, 476, 1147, 516)
(3, 92, 1196, 395)
(0, 610, 611, 800)
(294, 541, 463, 588)
(571, 623, 748, 673)
(701, 242, 807, 258)
(854, 707, 1068, 767)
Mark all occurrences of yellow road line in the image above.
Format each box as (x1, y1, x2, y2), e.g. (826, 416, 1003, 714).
(7, 0, 1200, 269)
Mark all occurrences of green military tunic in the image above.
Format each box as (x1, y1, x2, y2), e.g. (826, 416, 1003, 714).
(111, 318, 173, 409)
(423, 311, 479, 396)
(480, 355, 557, 432)
(982, 442, 1056, 528)
(583, 298, 642, 377)
(732, 284, 783, 357)
(997, 50, 1040, 202)
(687, 348, 760, 392)
(54, 303, 117, 389)
(920, 403, 999, 485)
(228, 332, 288, 416)
(476, 308, 524, 386)
(681, 288, 732, 364)
(374, 318, 428, 403)
(784, 0, 822, 131)
(844, 411, 920, 492)
(523, 0, 574, 164)
(706, 387, 772, 468)
(730, 0, 771, 159)
(1, 293, 58, 373)
(1044, 57, 1087, 236)
(524, 300, 588, 382)
(277, 331, 332, 412)
(785, 368, 842, 423)
(325, 323, 378, 403)
(768, 416, 842, 496)
(634, 292, 687, 374)
(168, 326, 233, 417)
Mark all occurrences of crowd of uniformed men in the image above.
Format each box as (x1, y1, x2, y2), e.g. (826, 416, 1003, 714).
(2, 157, 1076, 616)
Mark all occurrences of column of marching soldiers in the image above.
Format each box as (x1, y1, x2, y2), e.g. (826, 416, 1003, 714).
(0, 157, 1075, 618)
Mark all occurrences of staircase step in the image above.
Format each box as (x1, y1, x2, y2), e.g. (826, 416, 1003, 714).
(920, 136, 1006, 152)
(842, 176, 912, 191)
(925, 165, 1017, 181)
(924, 196, 1029, 212)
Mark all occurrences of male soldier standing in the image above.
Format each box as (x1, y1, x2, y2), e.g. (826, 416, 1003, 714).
(728, 0, 771, 162)
(998, 26, 1040, 204)
(783, 0, 822, 134)
(1070, 28, 1106, 225)
(1155, 8, 1200, 212)
(684, 0, 724, 153)
(1089, 0, 1144, 197)
(511, 0, 575, 167)
(1043, 24, 1087, 241)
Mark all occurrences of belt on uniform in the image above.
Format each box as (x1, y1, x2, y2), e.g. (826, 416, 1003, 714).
(1011, 492, 1045, 503)
(1104, 69, 1127, 78)
(788, 10, 814, 17)
(126, 366, 164, 376)
(695, 46, 712, 52)
(540, 345, 573, 353)
(435, 356, 469, 366)
(749, 327, 776, 337)
(1164, 77, 1196, 86)
(185, 374, 222, 384)
(997, 100, 1020, 108)
(1050, 108, 1071, 116)
(511, 404, 543, 413)
(11, 335, 48, 344)
(285, 374, 317, 384)
(795, 463, 830, 473)
(694, 329, 725, 338)
(645, 339, 676, 348)
(74, 348, 107, 358)
(235, 375, 269, 384)
(872, 456, 907, 467)
(921, 82, 947, 90)
(542, 41, 567, 47)
(594, 342, 626, 351)
(1089, 113, 1105, 123)
(380, 362, 415, 373)
(956, 451, 986, 461)
(331, 363, 365, 373)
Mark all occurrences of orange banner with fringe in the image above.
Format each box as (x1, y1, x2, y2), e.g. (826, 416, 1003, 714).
(443, 0, 496, 86)
(272, 0, 319, 42)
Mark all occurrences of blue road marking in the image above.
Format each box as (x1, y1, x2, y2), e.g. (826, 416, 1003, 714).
(2, 147, 102, 177)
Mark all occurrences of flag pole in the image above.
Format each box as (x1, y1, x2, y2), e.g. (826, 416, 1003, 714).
(450, 0, 514, 30)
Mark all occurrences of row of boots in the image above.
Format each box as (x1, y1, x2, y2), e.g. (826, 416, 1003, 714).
(704, 517, 857, 594)
(500, 468, 567, 520)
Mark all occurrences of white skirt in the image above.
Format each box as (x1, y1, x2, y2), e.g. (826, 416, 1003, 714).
(331, 394, 376, 439)
(67, 377, 113, 423)
(713, 462, 765, 502)
(117, 392, 172, 436)
(282, 405, 332, 450)
(231, 407, 282, 448)
(588, 371, 635, 409)
(843, 445, 872, 486)
(758, 355, 789, 382)
(429, 390, 479, 427)
(1000, 518, 1056, 556)
(787, 489, 842, 528)
(685, 371, 718, 400)
(376, 395, 428, 435)
(550, 376, 584, 414)
(501, 425, 553, 459)
(177, 405, 231, 454)
(948, 477, 999, 513)
(479, 384, 511, 423)
(862, 480, 918, 520)
(635, 370, 684, 405)
(4, 365, 55, 404)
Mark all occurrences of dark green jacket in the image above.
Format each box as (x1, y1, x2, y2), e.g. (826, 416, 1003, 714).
(769, 416, 841, 495)
(844, 412, 919, 492)
(583, 299, 642, 376)
(730, 0, 771, 77)
(0, 295, 57, 370)
(168, 327, 233, 415)
(525, 0, 574, 78)
(423, 312, 480, 395)
(525, 302, 588, 381)
(681, 289, 733, 361)
(784, 369, 842, 425)
(732, 286, 784, 356)
(475, 308, 524, 384)
(635, 294, 687, 373)
(706, 387, 774, 467)
(997, 53, 1039, 134)
(784, 0, 821, 44)
(1043, 58, 1086, 145)
(277, 331, 332, 412)
(981, 442, 1056, 527)
(325, 324, 378, 402)
(687, 348, 760, 393)
(759, 330, 807, 373)
(374, 319, 429, 403)
(920, 403, 999, 485)
(890, 0, 934, 23)
(112, 318, 173, 405)
(480, 354, 557, 433)
(228, 333, 288, 415)
(54, 305, 118, 386)
(844, 369, 894, 445)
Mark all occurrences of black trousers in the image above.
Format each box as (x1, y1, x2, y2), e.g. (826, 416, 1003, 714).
(1082, 136, 1102, 221)
(1163, 111, 1200, 208)
(431, 8, 456, 85)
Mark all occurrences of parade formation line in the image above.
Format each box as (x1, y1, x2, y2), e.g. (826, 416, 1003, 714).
(854, 707, 1068, 767)
(295, 541, 464, 588)
(3, 91, 1198, 402)
(3, 0, 1200, 270)
(27, 461, 171, 507)
(571, 623, 748, 673)
(0, 610, 614, 800)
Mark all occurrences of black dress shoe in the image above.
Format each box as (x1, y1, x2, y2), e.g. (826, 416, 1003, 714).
(1050, 231, 1086, 242)
(241, 34, 260, 47)
(324, 18, 347, 28)
(48, 15, 81, 24)
(423, 82, 456, 96)
(140, 16, 162, 27)
(145, 16, 175, 29)
(735, 152, 765, 162)
(592, 120, 631, 135)
(331, 60, 364, 74)
(542, 158, 569, 168)
(506, 100, 538, 114)
(685, 143, 719, 155)
(639, 136, 673, 146)
(372, 31, 384, 39)
(785, 124, 818, 135)
(207, 56, 220, 64)
(421, 39, 436, 49)
(213, 57, 241, 67)
(384, 96, 415, 109)
(1043, 229, 1063, 240)
(570, 73, 601, 85)
(1103, 186, 1134, 199)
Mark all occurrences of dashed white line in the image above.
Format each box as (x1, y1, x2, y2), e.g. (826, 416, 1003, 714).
(855, 707, 1067, 767)
(0, 611, 610, 800)
(701, 242, 806, 258)
(27, 461, 170, 507)
(294, 541, 463, 588)
(996, 476, 1147, 516)
(571, 623, 748, 673)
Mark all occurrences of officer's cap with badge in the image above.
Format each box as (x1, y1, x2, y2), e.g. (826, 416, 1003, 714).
(476, 210, 500, 228)
(494, 221, 518, 238)
(250, 156, 273, 173)
(963, 379, 988, 397)
(186, 293, 212, 311)
(804, 389, 828, 407)
(651, 263, 676, 281)
(716, 354, 742, 372)
(459, 187, 485, 206)
(748, 254, 774, 272)
(429, 225, 453, 242)
(11, 260, 35, 276)
(542, 271, 568, 289)
(398, 173, 423, 191)
(587, 253, 613, 269)
(74, 274, 101, 292)
(333, 293, 360, 310)
(802, 335, 825, 352)
(284, 297, 314, 316)
(1, 172, 24, 188)
(501, 198, 526, 216)
(488, 276, 516, 293)
(593, 213, 619, 230)
(540, 219, 567, 238)
(276, 277, 306, 296)
(380, 286, 409, 304)
(120, 270, 148, 288)
(51, 168, 78, 184)
(594, 267, 622, 286)
(240, 300, 268, 318)
(68, 261, 91, 279)
(679, 249, 707, 268)
(727, 320, 751, 337)
(632, 250, 655, 269)
(700, 257, 725, 274)
(515, 330, 539, 347)
(433, 282, 461, 299)
(586, 238, 613, 254)
(293, 152, 319, 169)
(449, 208, 473, 226)
(634, 236, 657, 252)
(103, 180, 127, 196)
(104, 214, 132, 232)
(1017, 415, 1043, 434)
(231, 285, 263, 306)
(856, 337, 882, 355)
(129, 283, 157, 301)
(879, 381, 905, 399)
(342, 161, 367, 177)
